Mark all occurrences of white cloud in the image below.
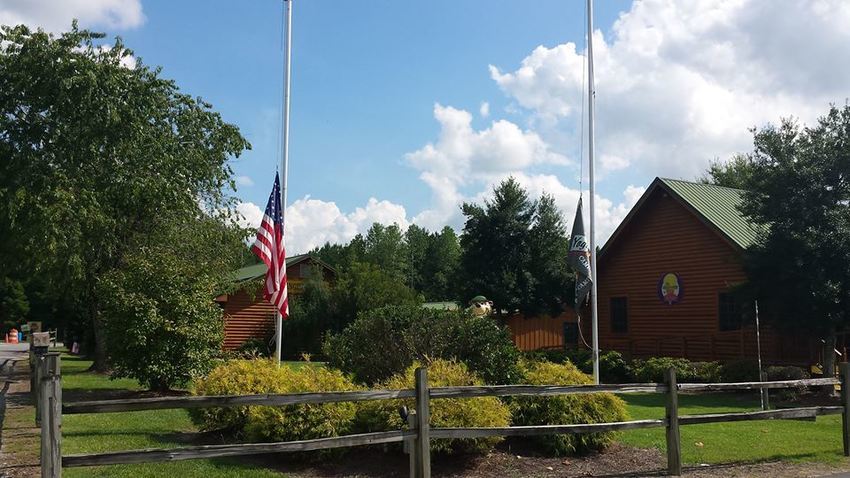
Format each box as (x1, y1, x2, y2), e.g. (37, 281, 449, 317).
(479, 101, 490, 118)
(406, 103, 568, 230)
(489, 0, 850, 179)
(235, 175, 255, 187)
(236, 196, 410, 254)
(0, 0, 145, 32)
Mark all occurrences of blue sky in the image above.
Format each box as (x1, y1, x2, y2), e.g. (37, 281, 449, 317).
(5, 0, 850, 252)
(116, 0, 630, 219)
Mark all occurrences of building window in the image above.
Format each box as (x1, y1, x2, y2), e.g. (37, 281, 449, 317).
(718, 292, 743, 331)
(610, 297, 628, 333)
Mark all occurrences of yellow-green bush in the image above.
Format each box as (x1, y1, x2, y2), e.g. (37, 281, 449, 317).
(512, 360, 629, 456)
(191, 359, 361, 442)
(356, 359, 511, 454)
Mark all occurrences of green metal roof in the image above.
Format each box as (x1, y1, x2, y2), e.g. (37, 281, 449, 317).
(658, 178, 760, 249)
(231, 254, 309, 283)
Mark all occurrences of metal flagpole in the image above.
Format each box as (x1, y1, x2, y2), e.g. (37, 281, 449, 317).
(277, 0, 293, 366)
(755, 300, 768, 409)
(586, 0, 600, 384)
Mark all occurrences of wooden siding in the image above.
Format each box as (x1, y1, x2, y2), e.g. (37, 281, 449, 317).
(503, 310, 577, 351)
(222, 289, 275, 350)
(221, 258, 332, 350)
(500, 187, 816, 364)
(590, 187, 813, 364)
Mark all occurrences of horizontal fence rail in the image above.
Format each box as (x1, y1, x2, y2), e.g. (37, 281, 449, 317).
(35, 354, 850, 478)
(679, 377, 839, 392)
(429, 383, 667, 398)
(63, 389, 416, 415)
(62, 430, 414, 468)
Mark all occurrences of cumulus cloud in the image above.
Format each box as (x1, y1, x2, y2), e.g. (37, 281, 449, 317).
(479, 101, 490, 118)
(236, 196, 410, 254)
(235, 175, 255, 187)
(406, 103, 568, 230)
(489, 0, 850, 179)
(0, 0, 145, 32)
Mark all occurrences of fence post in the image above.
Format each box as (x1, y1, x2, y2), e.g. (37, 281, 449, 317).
(841, 362, 850, 457)
(665, 367, 682, 476)
(33, 352, 42, 426)
(414, 367, 431, 478)
(405, 410, 417, 478)
(39, 353, 61, 478)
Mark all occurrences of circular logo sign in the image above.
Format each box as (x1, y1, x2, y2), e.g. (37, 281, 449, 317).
(658, 273, 683, 305)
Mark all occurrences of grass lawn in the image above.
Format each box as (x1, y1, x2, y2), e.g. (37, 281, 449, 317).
(60, 354, 288, 478)
(620, 392, 848, 465)
(51, 354, 848, 476)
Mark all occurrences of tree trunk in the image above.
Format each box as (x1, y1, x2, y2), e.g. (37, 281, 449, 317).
(822, 333, 837, 397)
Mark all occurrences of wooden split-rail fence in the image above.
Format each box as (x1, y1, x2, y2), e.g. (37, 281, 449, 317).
(32, 352, 850, 478)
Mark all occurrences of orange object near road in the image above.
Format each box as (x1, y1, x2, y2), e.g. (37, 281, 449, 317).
(6, 329, 18, 344)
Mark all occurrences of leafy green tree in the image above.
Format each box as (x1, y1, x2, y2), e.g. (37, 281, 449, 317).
(700, 154, 757, 189)
(405, 224, 431, 292)
(282, 266, 334, 357)
(527, 194, 572, 315)
(0, 278, 29, 325)
(460, 177, 537, 313)
(311, 242, 353, 270)
(0, 25, 248, 369)
(739, 105, 850, 380)
(363, 223, 408, 280)
(422, 226, 461, 301)
(98, 216, 245, 391)
(331, 262, 421, 327)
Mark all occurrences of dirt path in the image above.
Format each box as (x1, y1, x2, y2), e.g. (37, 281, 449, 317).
(0, 352, 39, 478)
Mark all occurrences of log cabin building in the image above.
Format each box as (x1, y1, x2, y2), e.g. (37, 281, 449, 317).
(215, 254, 335, 350)
(504, 177, 818, 365)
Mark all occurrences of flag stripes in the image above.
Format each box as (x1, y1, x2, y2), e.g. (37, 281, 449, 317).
(251, 174, 289, 318)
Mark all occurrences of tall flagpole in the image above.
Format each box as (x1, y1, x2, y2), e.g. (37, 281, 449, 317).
(277, 0, 293, 365)
(586, 0, 600, 384)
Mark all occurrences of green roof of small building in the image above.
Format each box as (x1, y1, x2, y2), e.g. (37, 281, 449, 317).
(658, 178, 760, 249)
(231, 254, 311, 283)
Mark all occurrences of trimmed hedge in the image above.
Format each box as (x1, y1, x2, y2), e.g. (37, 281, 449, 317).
(629, 357, 723, 383)
(355, 359, 511, 454)
(190, 359, 361, 443)
(511, 360, 629, 455)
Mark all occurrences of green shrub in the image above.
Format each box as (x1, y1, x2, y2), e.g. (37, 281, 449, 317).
(721, 359, 761, 382)
(766, 365, 809, 402)
(629, 357, 722, 383)
(597, 351, 630, 383)
(765, 365, 808, 381)
(191, 359, 360, 443)
(323, 305, 520, 385)
(446, 314, 521, 384)
(356, 359, 511, 454)
(512, 360, 628, 455)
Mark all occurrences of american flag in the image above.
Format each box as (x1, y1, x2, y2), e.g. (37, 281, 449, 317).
(251, 174, 289, 318)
